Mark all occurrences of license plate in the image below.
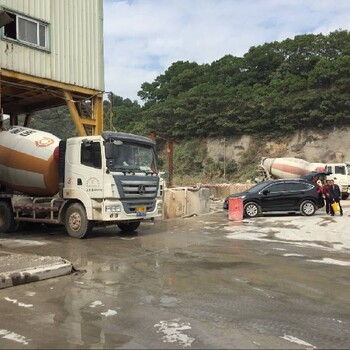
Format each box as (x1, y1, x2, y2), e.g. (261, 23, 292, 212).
(136, 206, 146, 217)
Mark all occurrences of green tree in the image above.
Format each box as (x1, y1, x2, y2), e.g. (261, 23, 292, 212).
(28, 30, 350, 144)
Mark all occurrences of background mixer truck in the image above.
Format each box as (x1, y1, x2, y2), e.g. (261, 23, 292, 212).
(0, 126, 163, 238)
(258, 157, 350, 199)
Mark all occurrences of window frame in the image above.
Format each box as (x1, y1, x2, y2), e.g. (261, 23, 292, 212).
(264, 183, 288, 193)
(334, 165, 346, 175)
(283, 182, 313, 192)
(81, 141, 102, 169)
(261, 181, 313, 194)
(1, 9, 50, 51)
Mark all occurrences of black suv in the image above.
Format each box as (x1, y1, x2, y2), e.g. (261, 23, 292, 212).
(223, 179, 324, 218)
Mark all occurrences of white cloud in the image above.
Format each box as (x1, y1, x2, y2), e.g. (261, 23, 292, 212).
(103, 0, 350, 101)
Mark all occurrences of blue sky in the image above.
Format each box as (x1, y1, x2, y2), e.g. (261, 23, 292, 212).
(103, 0, 350, 102)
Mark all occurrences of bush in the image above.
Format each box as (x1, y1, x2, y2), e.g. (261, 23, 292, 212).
(173, 140, 207, 174)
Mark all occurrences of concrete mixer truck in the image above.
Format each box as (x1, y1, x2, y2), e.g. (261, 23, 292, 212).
(0, 126, 163, 238)
(258, 157, 350, 199)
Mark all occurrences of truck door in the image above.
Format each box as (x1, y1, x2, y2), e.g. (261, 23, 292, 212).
(79, 140, 104, 199)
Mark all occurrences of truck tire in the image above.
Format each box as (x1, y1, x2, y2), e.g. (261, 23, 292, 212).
(65, 203, 92, 239)
(117, 222, 140, 233)
(300, 200, 316, 216)
(0, 201, 15, 233)
(341, 193, 349, 200)
(243, 202, 261, 218)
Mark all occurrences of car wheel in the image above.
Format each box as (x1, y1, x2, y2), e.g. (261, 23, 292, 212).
(243, 202, 260, 218)
(300, 200, 316, 216)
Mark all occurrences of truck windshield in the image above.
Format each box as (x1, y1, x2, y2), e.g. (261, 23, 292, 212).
(106, 142, 158, 174)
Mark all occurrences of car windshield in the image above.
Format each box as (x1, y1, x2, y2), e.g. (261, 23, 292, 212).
(247, 181, 272, 193)
(106, 142, 158, 174)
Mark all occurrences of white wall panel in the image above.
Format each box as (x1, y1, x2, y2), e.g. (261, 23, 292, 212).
(0, 0, 104, 91)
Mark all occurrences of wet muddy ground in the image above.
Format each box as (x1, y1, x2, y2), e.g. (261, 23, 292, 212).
(0, 205, 349, 349)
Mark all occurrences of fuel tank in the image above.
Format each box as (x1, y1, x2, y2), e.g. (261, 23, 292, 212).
(261, 157, 325, 179)
(0, 126, 60, 196)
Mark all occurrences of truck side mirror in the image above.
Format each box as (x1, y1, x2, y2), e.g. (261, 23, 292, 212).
(262, 189, 269, 195)
(105, 142, 113, 159)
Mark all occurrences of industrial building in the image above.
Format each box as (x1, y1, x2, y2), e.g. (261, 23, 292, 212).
(0, 0, 104, 135)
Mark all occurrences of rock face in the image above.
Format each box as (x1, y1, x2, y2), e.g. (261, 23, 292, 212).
(207, 127, 350, 165)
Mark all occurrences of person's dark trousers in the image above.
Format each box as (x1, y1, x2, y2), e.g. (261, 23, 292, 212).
(339, 201, 343, 216)
(325, 198, 331, 214)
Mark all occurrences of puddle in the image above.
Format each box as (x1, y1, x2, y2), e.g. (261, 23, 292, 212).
(160, 295, 179, 308)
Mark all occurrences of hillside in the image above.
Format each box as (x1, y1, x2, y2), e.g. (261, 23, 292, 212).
(206, 127, 350, 176)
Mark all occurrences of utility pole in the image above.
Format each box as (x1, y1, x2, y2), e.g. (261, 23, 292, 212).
(167, 140, 174, 187)
(109, 93, 113, 131)
(223, 137, 226, 179)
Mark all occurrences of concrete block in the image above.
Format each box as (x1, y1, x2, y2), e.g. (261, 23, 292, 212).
(0, 251, 73, 289)
(163, 187, 210, 219)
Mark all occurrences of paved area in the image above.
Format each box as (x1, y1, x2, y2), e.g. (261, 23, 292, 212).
(0, 199, 346, 292)
(0, 194, 217, 291)
(0, 250, 72, 289)
(0, 203, 349, 349)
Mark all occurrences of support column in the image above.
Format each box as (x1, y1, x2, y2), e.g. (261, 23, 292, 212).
(92, 94, 103, 135)
(24, 114, 32, 127)
(63, 90, 87, 136)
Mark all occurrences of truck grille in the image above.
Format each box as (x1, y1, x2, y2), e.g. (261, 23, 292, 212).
(114, 175, 159, 214)
(120, 179, 158, 198)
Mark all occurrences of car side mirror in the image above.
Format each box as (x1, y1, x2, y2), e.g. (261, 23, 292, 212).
(262, 189, 269, 195)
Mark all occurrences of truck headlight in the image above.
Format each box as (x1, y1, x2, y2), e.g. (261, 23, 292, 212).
(105, 205, 121, 213)
(157, 202, 162, 214)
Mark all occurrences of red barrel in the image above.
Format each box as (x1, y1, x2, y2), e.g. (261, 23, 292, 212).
(228, 197, 243, 221)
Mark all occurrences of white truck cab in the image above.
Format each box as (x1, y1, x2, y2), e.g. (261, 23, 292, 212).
(325, 163, 350, 199)
(0, 128, 163, 238)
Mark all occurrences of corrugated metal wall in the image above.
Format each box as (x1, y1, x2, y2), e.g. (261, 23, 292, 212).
(0, 0, 104, 91)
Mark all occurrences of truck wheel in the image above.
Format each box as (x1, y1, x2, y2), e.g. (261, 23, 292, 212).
(300, 200, 316, 216)
(243, 202, 260, 218)
(65, 203, 92, 239)
(0, 202, 15, 233)
(341, 193, 349, 200)
(117, 222, 140, 233)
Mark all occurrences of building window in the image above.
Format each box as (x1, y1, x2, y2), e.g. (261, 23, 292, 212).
(2, 11, 49, 49)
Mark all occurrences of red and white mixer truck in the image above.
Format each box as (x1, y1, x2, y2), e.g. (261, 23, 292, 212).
(0, 126, 163, 238)
(258, 157, 350, 199)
